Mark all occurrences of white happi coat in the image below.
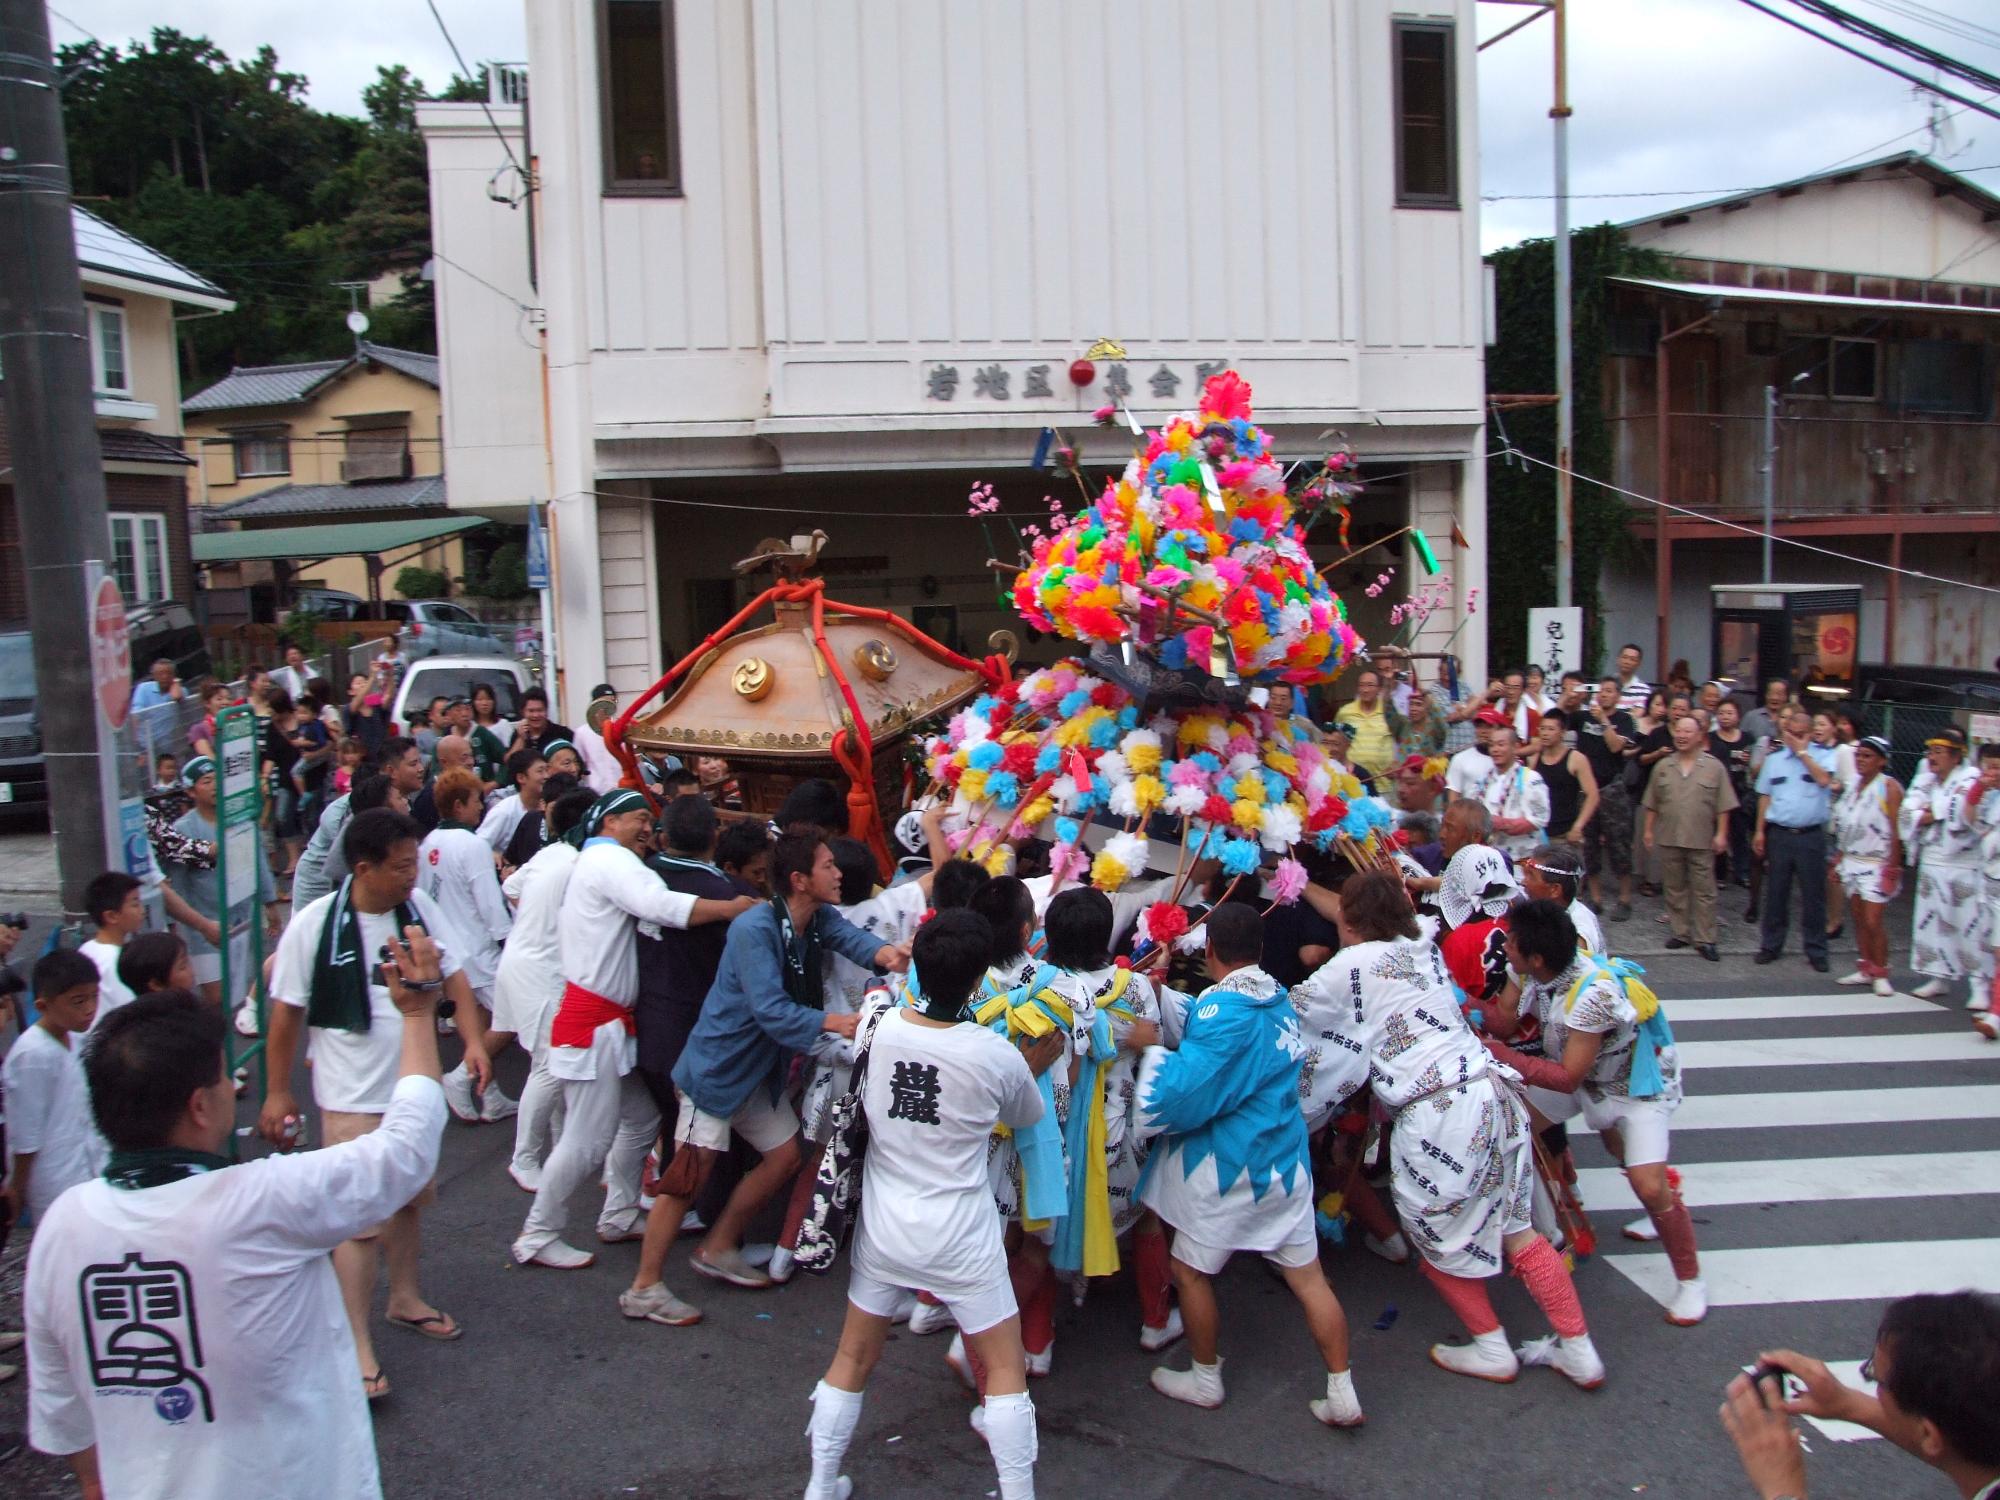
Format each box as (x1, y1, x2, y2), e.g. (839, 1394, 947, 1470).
(418, 825, 512, 993)
(494, 840, 578, 1044)
(1298, 937, 1535, 1278)
(1479, 761, 1551, 861)
(1911, 763, 1985, 981)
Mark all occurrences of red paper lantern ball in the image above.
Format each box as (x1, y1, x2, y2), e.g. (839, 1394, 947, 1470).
(1067, 358, 1095, 387)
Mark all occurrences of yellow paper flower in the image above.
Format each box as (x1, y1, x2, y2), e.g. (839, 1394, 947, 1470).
(1132, 774, 1165, 814)
(1231, 798, 1261, 830)
(1091, 850, 1132, 889)
(959, 769, 989, 802)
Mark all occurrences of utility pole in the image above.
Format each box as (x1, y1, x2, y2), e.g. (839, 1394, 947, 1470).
(0, 0, 118, 915)
(1760, 384, 1776, 583)
(1551, 0, 1575, 610)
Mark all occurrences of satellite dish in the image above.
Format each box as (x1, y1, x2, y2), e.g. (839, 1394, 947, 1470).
(346, 310, 370, 336)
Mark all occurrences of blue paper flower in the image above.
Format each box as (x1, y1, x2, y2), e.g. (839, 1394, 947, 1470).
(1158, 637, 1190, 670)
(985, 770, 1021, 807)
(1035, 744, 1063, 775)
(1055, 817, 1082, 845)
(1261, 769, 1289, 804)
(1089, 718, 1120, 749)
(1058, 689, 1092, 718)
(1189, 751, 1222, 774)
(1116, 706, 1139, 730)
(1219, 838, 1261, 876)
(968, 741, 1004, 771)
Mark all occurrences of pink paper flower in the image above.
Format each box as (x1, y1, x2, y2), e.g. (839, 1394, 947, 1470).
(1270, 857, 1308, 906)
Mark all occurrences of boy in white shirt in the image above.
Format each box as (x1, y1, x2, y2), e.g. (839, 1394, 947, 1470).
(77, 870, 145, 1027)
(801, 908, 1060, 1500)
(2, 950, 106, 1229)
(420, 768, 518, 1125)
(260, 807, 491, 1401)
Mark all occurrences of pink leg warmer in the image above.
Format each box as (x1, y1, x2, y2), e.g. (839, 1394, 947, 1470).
(1132, 1227, 1173, 1329)
(1507, 1236, 1589, 1339)
(1420, 1258, 1501, 1336)
(1650, 1196, 1701, 1281)
(1015, 1262, 1055, 1357)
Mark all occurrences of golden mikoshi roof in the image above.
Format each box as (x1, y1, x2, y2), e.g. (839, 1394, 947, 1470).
(623, 599, 990, 759)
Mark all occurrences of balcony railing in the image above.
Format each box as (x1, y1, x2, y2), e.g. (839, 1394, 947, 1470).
(1612, 408, 2000, 519)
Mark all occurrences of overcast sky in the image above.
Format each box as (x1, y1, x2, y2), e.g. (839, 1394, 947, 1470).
(52, 0, 2000, 254)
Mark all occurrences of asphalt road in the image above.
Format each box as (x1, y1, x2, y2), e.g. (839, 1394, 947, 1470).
(3, 950, 1993, 1498)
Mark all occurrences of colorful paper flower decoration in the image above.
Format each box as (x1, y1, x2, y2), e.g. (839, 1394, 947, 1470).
(1008, 372, 1363, 685)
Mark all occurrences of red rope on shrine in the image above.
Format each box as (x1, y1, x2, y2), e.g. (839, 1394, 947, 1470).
(603, 577, 1012, 878)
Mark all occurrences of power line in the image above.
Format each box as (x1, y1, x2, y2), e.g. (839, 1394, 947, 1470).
(1737, 0, 2000, 122)
(1852, 0, 2000, 51)
(1492, 445, 2000, 597)
(422, 0, 527, 184)
(1779, 0, 2000, 91)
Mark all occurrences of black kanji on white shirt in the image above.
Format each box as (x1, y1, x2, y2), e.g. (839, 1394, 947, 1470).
(885, 1060, 942, 1125)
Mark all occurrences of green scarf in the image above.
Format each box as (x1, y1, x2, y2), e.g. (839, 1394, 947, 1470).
(774, 898, 825, 1012)
(309, 877, 426, 1033)
(435, 817, 480, 835)
(105, 1146, 233, 1190)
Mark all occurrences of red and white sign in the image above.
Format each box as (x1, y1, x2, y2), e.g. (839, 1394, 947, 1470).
(92, 573, 130, 730)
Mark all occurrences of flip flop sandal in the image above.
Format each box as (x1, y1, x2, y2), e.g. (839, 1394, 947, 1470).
(363, 1369, 391, 1402)
(386, 1311, 463, 1341)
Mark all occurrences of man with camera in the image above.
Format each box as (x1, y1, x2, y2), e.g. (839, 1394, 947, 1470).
(26, 939, 451, 1498)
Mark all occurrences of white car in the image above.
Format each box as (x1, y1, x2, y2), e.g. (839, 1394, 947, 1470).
(390, 656, 533, 729)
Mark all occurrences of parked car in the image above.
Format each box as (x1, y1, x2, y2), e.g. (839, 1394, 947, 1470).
(389, 656, 531, 731)
(0, 623, 41, 812)
(126, 600, 212, 686)
(381, 600, 511, 659)
(1851, 663, 2000, 785)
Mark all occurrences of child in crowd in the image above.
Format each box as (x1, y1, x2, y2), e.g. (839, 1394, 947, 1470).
(1, 950, 106, 1230)
(333, 736, 366, 796)
(152, 752, 180, 794)
(116, 931, 197, 996)
(76, 871, 145, 1028)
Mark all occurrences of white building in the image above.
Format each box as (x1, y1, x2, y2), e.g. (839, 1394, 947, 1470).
(422, 2, 1489, 722)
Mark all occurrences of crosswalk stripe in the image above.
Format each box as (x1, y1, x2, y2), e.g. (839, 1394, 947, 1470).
(1577, 1150, 2000, 1212)
(1675, 1031, 1997, 1069)
(1667, 992, 1939, 1024)
(1608, 1239, 2000, 1308)
(1671, 1084, 2000, 1130)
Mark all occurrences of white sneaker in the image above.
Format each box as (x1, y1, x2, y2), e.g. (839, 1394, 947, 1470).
(1914, 978, 1950, 1000)
(1517, 1332, 1606, 1390)
(767, 1246, 797, 1284)
(596, 1211, 645, 1244)
(679, 1209, 706, 1232)
(441, 1066, 479, 1123)
(507, 1161, 542, 1194)
(1139, 1306, 1185, 1352)
(1364, 1231, 1411, 1264)
(1667, 1278, 1708, 1326)
(1622, 1215, 1660, 1242)
(803, 1478, 853, 1500)
(1835, 970, 1869, 987)
(1977, 1012, 2000, 1042)
(1309, 1368, 1364, 1429)
(968, 1404, 988, 1441)
(480, 1086, 518, 1123)
(511, 1235, 595, 1270)
(233, 999, 261, 1037)
(905, 1298, 954, 1336)
(945, 1330, 977, 1390)
(618, 1281, 702, 1326)
(1430, 1332, 1520, 1383)
(740, 1242, 776, 1269)
(1150, 1358, 1225, 1408)
(1025, 1341, 1053, 1378)
(1873, 977, 1896, 998)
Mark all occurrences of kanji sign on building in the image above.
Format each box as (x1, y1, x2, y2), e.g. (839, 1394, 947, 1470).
(92, 572, 130, 730)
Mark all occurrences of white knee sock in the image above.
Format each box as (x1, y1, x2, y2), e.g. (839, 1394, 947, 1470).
(981, 1390, 1038, 1500)
(805, 1380, 863, 1499)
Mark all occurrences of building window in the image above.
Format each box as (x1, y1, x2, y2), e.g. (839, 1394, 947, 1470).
(1830, 337, 1878, 401)
(233, 430, 291, 478)
(340, 424, 410, 483)
(108, 512, 168, 604)
(600, 0, 681, 195)
(1898, 339, 1989, 417)
(89, 303, 129, 395)
(1394, 22, 1457, 208)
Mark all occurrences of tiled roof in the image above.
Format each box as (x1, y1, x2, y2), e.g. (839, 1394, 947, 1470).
(73, 207, 233, 309)
(182, 341, 441, 414)
(209, 474, 447, 520)
(98, 429, 194, 467)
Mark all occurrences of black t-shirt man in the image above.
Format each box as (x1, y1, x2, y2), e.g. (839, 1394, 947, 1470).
(1576, 705, 1638, 792)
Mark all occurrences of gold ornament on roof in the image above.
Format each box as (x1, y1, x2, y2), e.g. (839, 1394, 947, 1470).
(732, 657, 775, 700)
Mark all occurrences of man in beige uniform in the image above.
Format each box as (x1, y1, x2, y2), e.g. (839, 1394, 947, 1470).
(1642, 714, 1736, 962)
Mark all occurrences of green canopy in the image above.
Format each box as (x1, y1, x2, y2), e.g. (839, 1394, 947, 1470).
(192, 516, 489, 564)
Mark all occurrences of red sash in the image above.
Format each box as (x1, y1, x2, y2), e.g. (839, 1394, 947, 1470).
(548, 981, 635, 1051)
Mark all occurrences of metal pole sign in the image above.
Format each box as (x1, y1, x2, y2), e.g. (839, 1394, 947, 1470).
(1527, 606, 1584, 678)
(525, 500, 550, 590)
(213, 704, 269, 1118)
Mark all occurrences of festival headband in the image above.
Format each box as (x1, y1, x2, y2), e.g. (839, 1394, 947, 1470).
(1925, 732, 1966, 750)
(541, 738, 576, 759)
(584, 788, 650, 839)
(1859, 735, 1892, 757)
(181, 756, 216, 787)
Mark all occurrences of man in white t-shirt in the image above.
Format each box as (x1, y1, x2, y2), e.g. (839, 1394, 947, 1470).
(78, 870, 146, 1027)
(260, 807, 490, 1401)
(419, 768, 518, 1126)
(28, 961, 448, 1496)
(3, 950, 106, 1229)
(799, 908, 1058, 1500)
(1479, 725, 1552, 862)
(1445, 708, 1505, 803)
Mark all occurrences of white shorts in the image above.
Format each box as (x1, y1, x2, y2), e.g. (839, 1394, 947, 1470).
(1169, 1219, 1320, 1277)
(1838, 858, 1893, 906)
(848, 1266, 1018, 1336)
(672, 1087, 799, 1155)
(190, 951, 221, 985)
(1526, 1087, 1675, 1168)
